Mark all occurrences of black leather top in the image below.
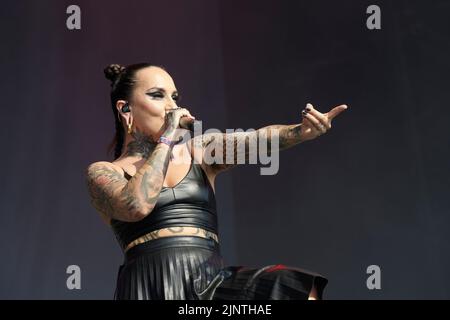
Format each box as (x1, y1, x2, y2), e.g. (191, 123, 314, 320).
(110, 158, 218, 250)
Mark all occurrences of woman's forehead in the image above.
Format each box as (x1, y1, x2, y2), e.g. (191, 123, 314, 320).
(135, 67, 176, 91)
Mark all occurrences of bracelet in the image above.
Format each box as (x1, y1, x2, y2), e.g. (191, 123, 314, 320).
(157, 136, 176, 160)
(157, 135, 176, 147)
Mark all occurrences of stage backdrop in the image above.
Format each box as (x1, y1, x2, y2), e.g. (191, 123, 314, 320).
(0, 0, 449, 299)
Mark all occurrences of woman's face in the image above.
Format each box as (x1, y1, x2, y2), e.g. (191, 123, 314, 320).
(119, 66, 180, 140)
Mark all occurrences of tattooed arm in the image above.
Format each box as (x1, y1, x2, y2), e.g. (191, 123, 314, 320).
(190, 103, 348, 175)
(191, 124, 304, 175)
(86, 108, 196, 224)
(85, 142, 173, 224)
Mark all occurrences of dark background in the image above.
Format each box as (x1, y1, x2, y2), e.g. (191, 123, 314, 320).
(1, 0, 449, 299)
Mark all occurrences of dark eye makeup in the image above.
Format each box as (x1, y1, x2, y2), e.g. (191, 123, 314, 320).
(146, 91, 180, 101)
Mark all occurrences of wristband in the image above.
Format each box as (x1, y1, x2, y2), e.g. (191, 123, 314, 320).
(157, 136, 176, 147)
(157, 136, 177, 160)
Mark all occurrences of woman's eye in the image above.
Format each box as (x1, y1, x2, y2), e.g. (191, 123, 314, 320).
(147, 92, 163, 98)
(172, 95, 180, 101)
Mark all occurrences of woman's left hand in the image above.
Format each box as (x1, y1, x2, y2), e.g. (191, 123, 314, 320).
(299, 103, 348, 142)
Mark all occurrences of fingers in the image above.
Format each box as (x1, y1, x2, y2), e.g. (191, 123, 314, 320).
(302, 113, 327, 135)
(304, 103, 331, 130)
(300, 102, 348, 138)
(326, 104, 348, 120)
(180, 107, 195, 119)
(301, 103, 328, 135)
(168, 107, 195, 120)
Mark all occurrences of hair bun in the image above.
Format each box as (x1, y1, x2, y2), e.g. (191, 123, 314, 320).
(104, 64, 126, 83)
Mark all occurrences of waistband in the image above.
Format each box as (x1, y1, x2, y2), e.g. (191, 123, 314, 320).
(125, 235, 221, 262)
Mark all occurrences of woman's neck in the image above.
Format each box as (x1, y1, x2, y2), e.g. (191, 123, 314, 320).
(117, 128, 188, 163)
(122, 131, 158, 159)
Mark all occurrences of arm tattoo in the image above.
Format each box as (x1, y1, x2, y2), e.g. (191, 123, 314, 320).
(263, 123, 304, 151)
(125, 130, 172, 212)
(86, 131, 174, 221)
(192, 124, 304, 174)
(85, 164, 144, 221)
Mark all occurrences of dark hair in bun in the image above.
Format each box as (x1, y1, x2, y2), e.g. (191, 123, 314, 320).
(104, 62, 166, 159)
(103, 64, 126, 84)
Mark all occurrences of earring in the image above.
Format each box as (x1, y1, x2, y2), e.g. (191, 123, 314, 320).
(127, 122, 132, 134)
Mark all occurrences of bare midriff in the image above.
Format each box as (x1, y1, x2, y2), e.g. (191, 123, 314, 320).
(125, 226, 219, 252)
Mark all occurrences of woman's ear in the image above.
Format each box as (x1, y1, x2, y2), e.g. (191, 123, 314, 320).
(116, 100, 128, 115)
(116, 100, 132, 124)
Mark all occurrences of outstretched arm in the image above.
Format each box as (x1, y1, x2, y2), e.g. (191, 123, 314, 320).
(193, 103, 348, 175)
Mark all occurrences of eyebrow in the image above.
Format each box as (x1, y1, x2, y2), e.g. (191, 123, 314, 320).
(147, 87, 178, 95)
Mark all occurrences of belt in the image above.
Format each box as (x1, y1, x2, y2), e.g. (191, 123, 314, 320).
(125, 226, 219, 252)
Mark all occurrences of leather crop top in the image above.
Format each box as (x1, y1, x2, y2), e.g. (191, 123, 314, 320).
(110, 159, 218, 250)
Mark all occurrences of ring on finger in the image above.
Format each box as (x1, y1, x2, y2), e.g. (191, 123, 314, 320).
(304, 113, 325, 131)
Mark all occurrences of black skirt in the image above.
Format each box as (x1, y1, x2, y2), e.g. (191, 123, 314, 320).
(114, 236, 328, 300)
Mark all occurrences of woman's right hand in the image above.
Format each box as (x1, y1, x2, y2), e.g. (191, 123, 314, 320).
(163, 107, 195, 137)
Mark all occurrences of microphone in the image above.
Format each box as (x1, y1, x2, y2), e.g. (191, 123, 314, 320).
(179, 116, 200, 132)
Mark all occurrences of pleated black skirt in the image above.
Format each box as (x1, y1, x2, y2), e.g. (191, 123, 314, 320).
(114, 236, 328, 300)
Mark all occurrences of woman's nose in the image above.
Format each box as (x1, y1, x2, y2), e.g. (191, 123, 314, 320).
(166, 101, 179, 110)
(165, 106, 178, 112)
